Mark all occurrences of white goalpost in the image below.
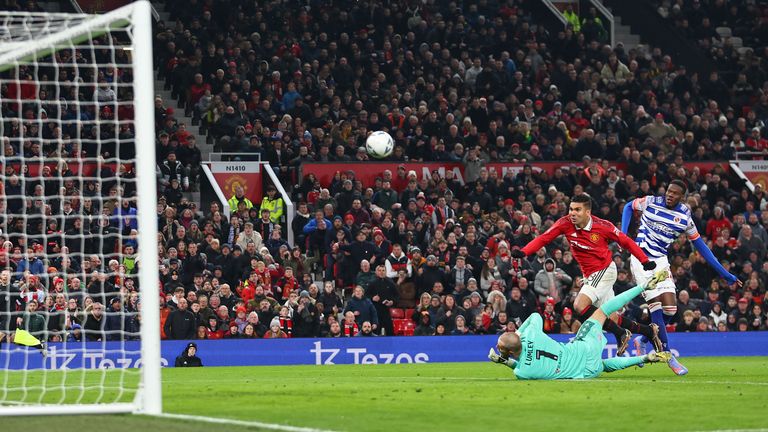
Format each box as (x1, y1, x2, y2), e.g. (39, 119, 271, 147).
(0, 1, 160, 416)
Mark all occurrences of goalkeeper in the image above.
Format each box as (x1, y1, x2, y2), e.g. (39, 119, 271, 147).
(488, 269, 672, 380)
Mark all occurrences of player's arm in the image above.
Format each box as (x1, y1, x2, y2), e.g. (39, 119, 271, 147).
(514, 220, 565, 257)
(621, 201, 635, 234)
(621, 196, 650, 234)
(488, 348, 518, 369)
(607, 224, 655, 270)
(688, 224, 740, 285)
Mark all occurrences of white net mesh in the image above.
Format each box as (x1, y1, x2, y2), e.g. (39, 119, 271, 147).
(0, 13, 95, 55)
(0, 7, 150, 408)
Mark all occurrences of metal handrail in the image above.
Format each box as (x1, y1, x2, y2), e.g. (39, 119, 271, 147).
(69, 0, 84, 13)
(149, 3, 160, 21)
(542, 0, 568, 26)
(588, 0, 615, 47)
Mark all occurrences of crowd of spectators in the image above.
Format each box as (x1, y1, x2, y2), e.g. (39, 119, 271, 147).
(2, 0, 768, 345)
(659, 0, 768, 95)
(151, 0, 768, 338)
(0, 0, 205, 344)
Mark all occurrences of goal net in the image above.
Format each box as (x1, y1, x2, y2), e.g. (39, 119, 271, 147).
(0, 1, 160, 415)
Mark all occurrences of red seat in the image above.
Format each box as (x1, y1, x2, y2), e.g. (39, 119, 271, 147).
(389, 308, 405, 319)
(392, 319, 408, 336)
(402, 320, 415, 336)
(404, 308, 415, 319)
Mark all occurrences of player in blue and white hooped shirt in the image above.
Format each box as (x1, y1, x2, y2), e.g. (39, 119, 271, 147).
(621, 180, 742, 376)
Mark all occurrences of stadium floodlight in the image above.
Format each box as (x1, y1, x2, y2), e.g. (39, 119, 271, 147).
(0, 1, 160, 416)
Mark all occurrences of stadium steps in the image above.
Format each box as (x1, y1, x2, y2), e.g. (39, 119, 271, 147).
(153, 79, 211, 163)
(38, 1, 62, 12)
(185, 191, 201, 206)
(149, 1, 213, 166)
(613, 15, 641, 49)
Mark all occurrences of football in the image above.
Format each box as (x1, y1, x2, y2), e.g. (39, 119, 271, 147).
(366, 131, 394, 159)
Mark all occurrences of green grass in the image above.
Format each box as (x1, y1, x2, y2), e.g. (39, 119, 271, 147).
(3, 357, 768, 432)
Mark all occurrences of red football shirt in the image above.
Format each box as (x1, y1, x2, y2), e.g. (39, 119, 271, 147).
(521, 215, 649, 277)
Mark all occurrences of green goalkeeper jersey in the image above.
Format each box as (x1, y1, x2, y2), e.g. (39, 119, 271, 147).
(510, 313, 598, 380)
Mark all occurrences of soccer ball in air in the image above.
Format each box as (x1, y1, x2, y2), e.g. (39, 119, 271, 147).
(366, 131, 394, 159)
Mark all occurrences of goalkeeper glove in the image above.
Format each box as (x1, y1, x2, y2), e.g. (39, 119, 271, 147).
(488, 348, 506, 364)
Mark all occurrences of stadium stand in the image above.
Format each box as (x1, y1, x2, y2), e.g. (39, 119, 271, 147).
(2, 0, 767, 342)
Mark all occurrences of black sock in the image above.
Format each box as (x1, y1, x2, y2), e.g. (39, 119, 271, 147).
(602, 318, 627, 344)
(578, 304, 598, 322)
(617, 316, 653, 339)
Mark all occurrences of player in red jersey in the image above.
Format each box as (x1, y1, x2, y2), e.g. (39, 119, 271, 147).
(511, 194, 661, 355)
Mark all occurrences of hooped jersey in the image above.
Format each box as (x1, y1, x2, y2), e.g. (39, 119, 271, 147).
(631, 195, 699, 258)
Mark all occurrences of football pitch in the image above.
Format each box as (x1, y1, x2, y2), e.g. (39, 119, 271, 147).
(3, 357, 768, 432)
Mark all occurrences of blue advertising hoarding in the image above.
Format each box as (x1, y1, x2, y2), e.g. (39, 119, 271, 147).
(2, 332, 767, 369)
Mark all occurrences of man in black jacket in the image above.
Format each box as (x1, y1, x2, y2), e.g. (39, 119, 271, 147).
(175, 342, 203, 367)
(292, 291, 319, 337)
(367, 265, 399, 336)
(415, 255, 446, 297)
(163, 298, 196, 340)
(335, 230, 384, 272)
(181, 242, 206, 286)
(83, 302, 106, 341)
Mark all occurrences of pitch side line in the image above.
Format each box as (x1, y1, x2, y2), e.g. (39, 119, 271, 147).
(335, 376, 768, 387)
(155, 413, 340, 432)
(691, 429, 768, 432)
(175, 376, 768, 387)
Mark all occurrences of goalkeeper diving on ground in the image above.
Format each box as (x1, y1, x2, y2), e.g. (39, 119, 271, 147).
(488, 269, 673, 380)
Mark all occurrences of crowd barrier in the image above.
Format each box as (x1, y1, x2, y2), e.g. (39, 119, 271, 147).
(3, 332, 767, 369)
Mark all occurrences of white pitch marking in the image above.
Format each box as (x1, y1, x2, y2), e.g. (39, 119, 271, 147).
(155, 413, 340, 432)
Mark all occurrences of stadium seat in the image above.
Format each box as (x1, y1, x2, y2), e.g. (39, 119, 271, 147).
(402, 321, 416, 336)
(737, 47, 752, 58)
(404, 309, 415, 320)
(389, 308, 405, 319)
(392, 319, 408, 336)
(715, 26, 732, 38)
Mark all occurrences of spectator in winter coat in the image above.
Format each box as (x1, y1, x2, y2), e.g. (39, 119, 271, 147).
(293, 291, 319, 337)
(414, 311, 435, 336)
(533, 258, 573, 304)
(335, 230, 384, 273)
(236, 222, 264, 252)
(638, 113, 677, 142)
(264, 317, 289, 338)
(366, 265, 399, 336)
(600, 54, 631, 87)
(175, 342, 203, 367)
(104, 298, 127, 341)
(737, 225, 765, 262)
(259, 186, 283, 223)
(19, 300, 46, 339)
(343, 285, 379, 329)
(558, 307, 581, 334)
(163, 298, 196, 340)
